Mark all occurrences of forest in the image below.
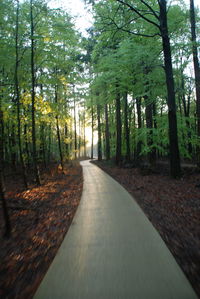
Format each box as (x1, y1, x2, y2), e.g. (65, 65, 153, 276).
(0, 0, 200, 297)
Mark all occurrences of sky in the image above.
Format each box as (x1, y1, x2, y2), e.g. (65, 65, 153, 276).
(48, 0, 93, 36)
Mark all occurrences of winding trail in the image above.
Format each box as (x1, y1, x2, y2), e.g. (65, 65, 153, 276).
(34, 160, 197, 299)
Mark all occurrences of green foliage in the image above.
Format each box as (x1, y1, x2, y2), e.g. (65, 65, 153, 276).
(84, 0, 200, 164)
(0, 0, 86, 165)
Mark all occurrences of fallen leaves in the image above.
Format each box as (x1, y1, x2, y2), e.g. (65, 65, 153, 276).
(0, 161, 83, 299)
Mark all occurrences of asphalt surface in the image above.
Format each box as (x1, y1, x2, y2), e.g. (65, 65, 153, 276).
(34, 160, 197, 299)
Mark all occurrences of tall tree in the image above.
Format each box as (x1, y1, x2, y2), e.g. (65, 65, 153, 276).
(15, 0, 28, 188)
(190, 0, 200, 165)
(113, 0, 181, 176)
(55, 84, 64, 170)
(123, 92, 130, 162)
(30, 0, 41, 184)
(0, 105, 11, 237)
(115, 88, 122, 165)
(105, 103, 110, 160)
(73, 85, 78, 159)
(91, 103, 94, 159)
(97, 103, 102, 161)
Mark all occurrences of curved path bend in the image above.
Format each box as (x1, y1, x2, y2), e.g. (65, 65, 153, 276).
(34, 160, 197, 299)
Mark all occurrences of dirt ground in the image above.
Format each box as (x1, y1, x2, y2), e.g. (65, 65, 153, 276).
(92, 160, 200, 298)
(0, 161, 83, 299)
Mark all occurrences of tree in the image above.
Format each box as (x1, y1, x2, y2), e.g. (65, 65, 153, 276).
(105, 102, 110, 160)
(15, 0, 28, 188)
(114, 0, 181, 176)
(190, 0, 200, 165)
(115, 87, 122, 164)
(0, 105, 11, 237)
(30, 0, 41, 184)
(123, 92, 130, 162)
(97, 102, 102, 160)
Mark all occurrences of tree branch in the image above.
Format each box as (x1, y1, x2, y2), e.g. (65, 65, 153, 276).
(117, 27, 160, 38)
(98, 21, 160, 38)
(97, 15, 161, 38)
(140, 0, 159, 19)
(116, 0, 160, 29)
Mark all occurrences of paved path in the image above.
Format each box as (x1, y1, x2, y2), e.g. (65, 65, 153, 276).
(34, 160, 197, 299)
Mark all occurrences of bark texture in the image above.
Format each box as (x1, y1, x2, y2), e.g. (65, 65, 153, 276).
(159, 0, 181, 178)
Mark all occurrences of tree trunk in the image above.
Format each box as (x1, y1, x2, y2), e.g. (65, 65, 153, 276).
(24, 124, 30, 166)
(78, 112, 81, 158)
(123, 92, 130, 162)
(0, 107, 11, 237)
(144, 95, 156, 166)
(30, 0, 41, 184)
(91, 104, 94, 159)
(65, 124, 69, 160)
(159, 0, 181, 178)
(83, 109, 86, 157)
(48, 124, 51, 163)
(136, 97, 142, 163)
(40, 123, 46, 168)
(130, 100, 135, 158)
(105, 103, 110, 160)
(190, 0, 200, 164)
(11, 124, 17, 170)
(73, 85, 77, 159)
(97, 104, 102, 161)
(15, 0, 28, 188)
(181, 73, 193, 156)
(115, 90, 122, 165)
(55, 86, 64, 171)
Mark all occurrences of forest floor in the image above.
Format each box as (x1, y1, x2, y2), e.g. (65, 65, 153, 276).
(0, 161, 83, 299)
(92, 160, 200, 298)
(1, 159, 200, 298)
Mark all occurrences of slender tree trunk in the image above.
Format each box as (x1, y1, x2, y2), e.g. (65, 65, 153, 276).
(83, 109, 86, 157)
(65, 124, 69, 160)
(39, 83, 46, 167)
(55, 85, 64, 171)
(181, 74, 193, 156)
(159, 0, 181, 178)
(144, 95, 156, 166)
(11, 124, 16, 170)
(116, 90, 122, 165)
(105, 103, 110, 160)
(69, 118, 73, 153)
(41, 123, 46, 168)
(48, 124, 51, 163)
(130, 100, 135, 158)
(91, 104, 94, 159)
(136, 97, 142, 163)
(30, 0, 40, 184)
(24, 124, 30, 165)
(108, 104, 113, 156)
(153, 102, 157, 130)
(15, 0, 28, 187)
(123, 92, 130, 162)
(0, 106, 11, 237)
(190, 0, 200, 164)
(97, 104, 102, 161)
(56, 116, 63, 170)
(152, 102, 158, 158)
(73, 85, 77, 159)
(78, 112, 81, 158)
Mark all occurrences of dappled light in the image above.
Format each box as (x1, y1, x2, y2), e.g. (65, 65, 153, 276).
(1, 0, 200, 297)
(0, 162, 83, 298)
